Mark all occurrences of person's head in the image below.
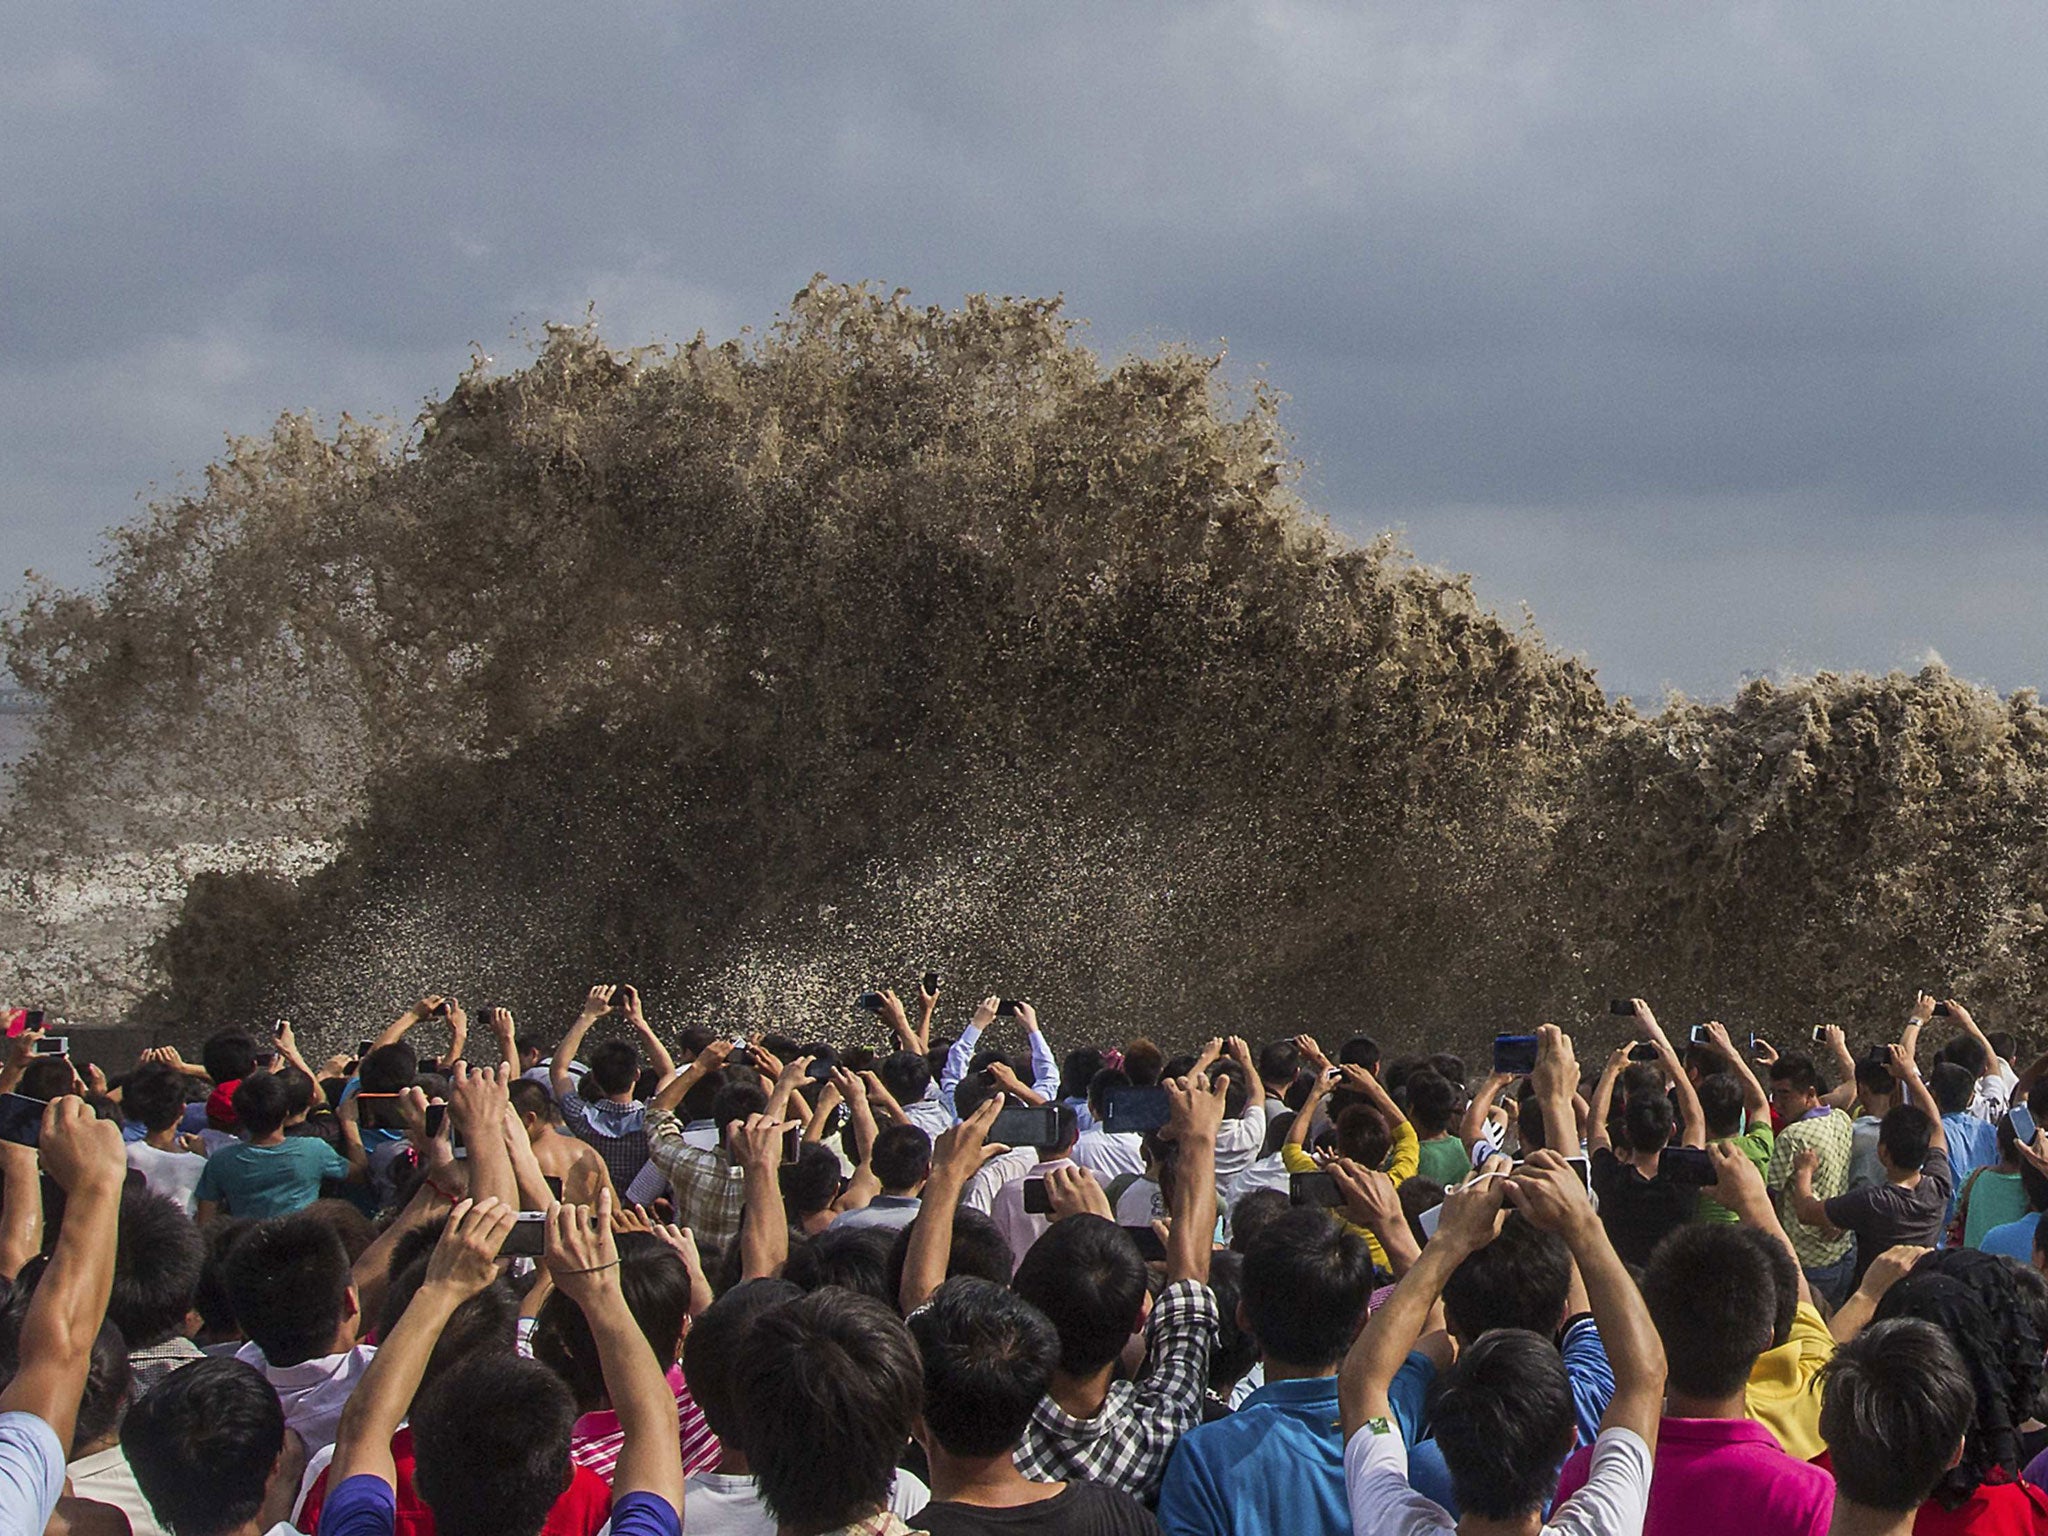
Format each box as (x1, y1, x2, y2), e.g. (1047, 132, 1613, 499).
(1432, 1329, 1577, 1519)
(1877, 1103, 1936, 1176)
(1640, 1223, 1776, 1400)
(412, 1355, 578, 1536)
(1820, 1317, 1973, 1513)
(1240, 1208, 1373, 1371)
(711, 1081, 768, 1148)
(1769, 1054, 1822, 1119)
(1012, 1215, 1148, 1376)
(1121, 1039, 1165, 1087)
(1337, 1035, 1382, 1077)
(1855, 1049, 1901, 1107)
(1620, 1091, 1675, 1156)
(1057, 1047, 1105, 1103)
(0, 1276, 129, 1450)
(201, 1031, 260, 1087)
(1928, 1062, 1975, 1118)
(124, 1063, 192, 1134)
(1033, 1102, 1080, 1159)
(908, 1277, 1059, 1460)
(683, 1279, 802, 1446)
(229, 1072, 290, 1138)
(1334, 1103, 1393, 1167)
(191, 1218, 251, 1345)
(18, 1056, 76, 1100)
(1695, 1073, 1747, 1141)
(585, 1038, 642, 1099)
(780, 1141, 845, 1219)
(1730, 1224, 1800, 1348)
(877, 1050, 931, 1107)
(736, 1288, 923, 1535)
(357, 1040, 419, 1095)
(122, 1357, 287, 1536)
(1230, 1188, 1291, 1254)
(221, 1214, 356, 1366)
(507, 1077, 554, 1132)
(533, 1240, 692, 1409)
(1404, 1068, 1458, 1137)
(112, 1189, 205, 1349)
(870, 1124, 933, 1195)
(782, 1225, 897, 1303)
(1940, 1034, 1992, 1078)
(1256, 1039, 1302, 1093)
(378, 1255, 518, 1388)
(886, 1208, 1014, 1301)
(1086, 1066, 1130, 1118)
(1441, 1214, 1573, 1343)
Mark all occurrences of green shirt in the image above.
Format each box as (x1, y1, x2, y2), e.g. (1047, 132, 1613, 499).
(195, 1137, 350, 1218)
(1415, 1134, 1473, 1189)
(1698, 1122, 1776, 1223)
(1768, 1108, 1857, 1268)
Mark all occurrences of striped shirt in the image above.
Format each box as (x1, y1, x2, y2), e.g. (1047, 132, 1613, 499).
(570, 1363, 720, 1484)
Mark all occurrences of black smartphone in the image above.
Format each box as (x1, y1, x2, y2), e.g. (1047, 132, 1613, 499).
(782, 1127, 802, 1165)
(1932, 1001, 1953, 1018)
(0, 1093, 46, 1147)
(991, 1105, 1059, 1146)
(20, 1009, 44, 1032)
(805, 1058, 836, 1083)
(1022, 1177, 1051, 1215)
(1811, 1025, 1829, 1043)
(33, 1036, 68, 1058)
(423, 1103, 448, 1138)
(1565, 1154, 1593, 1192)
(1124, 1224, 1167, 1262)
(995, 999, 1026, 1018)
(252, 1049, 278, 1069)
(1491, 1034, 1538, 1075)
(922, 970, 941, 993)
(274, 1020, 288, 1039)
(355, 1040, 373, 1060)
(856, 993, 886, 1014)
(1661, 1146, 1718, 1186)
(1688, 1024, 1711, 1045)
(354, 1093, 405, 1132)
(1290, 1170, 1344, 1208)
(1628, 1042, 1660, 1063)
(1608, 999, 1636, 1016)
(542, 1174, 564, 1200)
(502, 1212, 548, 1258)
(1102, 1085, 1173, 1135)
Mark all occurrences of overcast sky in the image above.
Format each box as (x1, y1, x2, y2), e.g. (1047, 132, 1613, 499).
(6, 3, 2048, 702)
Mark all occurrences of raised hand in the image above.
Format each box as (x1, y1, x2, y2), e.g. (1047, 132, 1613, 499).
(931, 1092, 1006, 1187)
(423, 1197, 518, 1298)
(1434, 1163, 1509, 1253)
(546, 1189, 623, 1307)
(1293, 1034, 1331, 1070)
(35, 1097, 125, 1196)
(581, 985, 617, 1020)
(617, 985, 644, 1023)
(1505, 1148, 1594, 1236)
(732, 1112, 795, 1174)
(970, 995, 1001, 1033)
(1165, 1070, 1227, 1144)
(1329, 1158, 1402, 1234)
(1044, 1164, 1113, 1222)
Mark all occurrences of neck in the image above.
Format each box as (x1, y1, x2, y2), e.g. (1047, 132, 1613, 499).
(144, 1126, 182, 1150)
(1260, 1358, 1339, 1385)
(1460, 1511, 1544, 1536)
(714, 1446, 752, 1475)
(925, 1446, 1058, 1507)
(1828, 1499, 1919, 1536)
(249, 1128, 286, 1147)
(1666, 1389, 1749, 1419)
(1048, 1365, 1116, 1421)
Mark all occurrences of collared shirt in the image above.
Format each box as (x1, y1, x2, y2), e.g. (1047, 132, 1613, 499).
(1554, 1415, 1832, 1536)
(831, 1195, 923, 1232)
(1971, 1065, 2019, 1124)
(903, 1093, 957, 1141)
(1072, 1129, 1148, 1182)
(0, 1412, 66, 1536)
(1766, 1108, 1855, 1268)
(1157, 1375, 1350, 1536)
(571, 1363, 720, 1482)
(647, 1109, 746, 1250)
(989, 1158, 1075, 1267)
(1015, 1278, 1219, 1502)
(234, 1341, 377, 1460)
(962, 1146, 1041, 1216)
(940, 1026, 1060, 1117)
(556, 1092, 654, 1195)
(128, 1336, 208, 1398)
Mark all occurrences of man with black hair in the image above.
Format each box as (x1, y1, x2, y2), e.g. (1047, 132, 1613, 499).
(1072, 1069, 1145, 1181)
(1765, 1052, 1856, 1304)
(648, 1074, 766, 1251)
(1929, 1060, 1998, 1198)
(1585, 1006, 1705, 1267)
(120, 1357, 309, 1536)
(1848, 1046, 1904, 1191)
(1341, 1134, 1666, 1536)
(832, 1124, 931, 1232)
(1405, 1069, 1469, 1189)
(52, 1313, 168, 1536)
(1817, 1318, 1975, 1536)
(1553, 1222, 1831, 1536)
(124, 1064, 207, 1216)
(551, 985, 678, 1195)
(781, 1141, 847, 1235)
(508, 1077, 615, 1207)
(910, 1278, 1159, 1536)
(987, 1105, 1081, 1262)
(195, 1073, 363, 1221)
(1157, 1208, 1376, 1536)
(109, 1190, 207, 1396)
(938, 997, 1060, 1134)
(1687, 1023, 1775, 1224)
(222, 1213, 373, 1458)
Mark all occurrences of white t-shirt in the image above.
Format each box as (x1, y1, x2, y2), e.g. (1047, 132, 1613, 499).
(1344, 1418, 1651, 1536)
(1072, 1129, 1146, 1181)
(127, 1141, 208, 1217)
(0, 1411, 66, 1536)
(681, 1468, 929, 1535)
(1971, 1065, 2019, 1123)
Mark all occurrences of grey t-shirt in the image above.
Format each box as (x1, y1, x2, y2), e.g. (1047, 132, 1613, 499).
(1825, 1147, 1952, 1282)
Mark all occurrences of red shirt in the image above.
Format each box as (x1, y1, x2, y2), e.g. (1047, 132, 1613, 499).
(296, 1426, 613, 1536)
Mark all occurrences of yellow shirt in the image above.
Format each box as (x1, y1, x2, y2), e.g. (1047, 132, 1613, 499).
(1745, 1301, 1833, 1461)
(1282, 1121, 1419, 1272)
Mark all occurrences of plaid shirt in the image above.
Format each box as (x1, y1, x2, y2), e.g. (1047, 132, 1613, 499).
(557, 1091, 654, 1196)
(647, 1108, 746, 1250)
(1015, 1277, 1218, 1503)
(1768, 1107, 1856, 1269)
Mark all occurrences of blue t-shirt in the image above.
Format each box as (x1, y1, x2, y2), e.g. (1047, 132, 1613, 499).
(0, 1410, 65, 1536)
(195, 1137, 350, 1217)
(1981, 1212, 2040, 1261)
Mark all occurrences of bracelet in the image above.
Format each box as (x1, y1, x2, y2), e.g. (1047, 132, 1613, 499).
(553, 1259, 621, 1276)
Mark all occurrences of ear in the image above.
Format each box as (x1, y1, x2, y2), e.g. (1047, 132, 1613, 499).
(1133, 1291, 1154, 1335)
(343, 1284, 360, 1321)
(910, 1413, 933, 1455)
(1944, 1435, 1967, 1472)
(1235, 1299, 1253, 1335)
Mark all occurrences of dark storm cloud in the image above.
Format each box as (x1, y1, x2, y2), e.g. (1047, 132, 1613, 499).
(5, 1, 2048, 698)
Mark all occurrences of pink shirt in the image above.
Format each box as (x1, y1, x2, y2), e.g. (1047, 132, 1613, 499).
(989, 1158, 1075, 1272)
(1555, 1416, 1831, 1536)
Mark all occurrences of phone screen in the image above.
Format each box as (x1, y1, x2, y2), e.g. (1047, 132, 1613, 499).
(1491, 1034, 1538, 1075)
(423, 1103, 448, 1138)
(1102, 1086, 1173, 1135)
(1123, 1224, 1167, 1262)
(1290, 1171, 1343, 1208)
(782, 1127, 802, 1165)
(1022, 1177, 1051, 1215)
(0, 1094, 48, 1147)
(1660, 1146, 1717, 1186)
(501, 1213, 548, 1258)
(2013, 1105, 2039, 1144)
(991, 1105, 1059, 1146)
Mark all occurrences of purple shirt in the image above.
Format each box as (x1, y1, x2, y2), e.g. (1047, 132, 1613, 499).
(1555, 1416, 1831, 1536)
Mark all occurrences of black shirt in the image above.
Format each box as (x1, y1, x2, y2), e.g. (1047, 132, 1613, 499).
(1590, 1146, 1700, 1268)
(911, 1484, 1163, 1536)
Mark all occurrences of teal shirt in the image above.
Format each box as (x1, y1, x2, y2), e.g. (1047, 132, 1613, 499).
(195, 1138, 350, 1217)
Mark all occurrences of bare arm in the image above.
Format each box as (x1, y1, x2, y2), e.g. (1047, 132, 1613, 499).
(1635, 1003, 1704, 1148)
(1891, 1045, 1946, 1155)
(1287, 1068, 1336, 1150)
(373, 995, 441, 1053)
(1788, 1149, 1841, 1235)
(551, 987, 614, 1104)
(736, 1113, 793, 1281)
(1828, 1244, 1927, 1344)
(901, 1095, 1003, 1314)
(1531, 1025, 1580, 1155)
(619, 986, 675, 1082)
(1816, 1025, 1860, 1112)
(1164, 1072, 1225, 1285)
(1707, 1141, 1811, 1307)
(449, 1062, 519, 1210)
(1460, 1070, 1514, 1152)
(649, 1038, 735, 1115)
(1705, 1022, 1772, 1126)
(0, 1141, 43, 1280)
(1226, 1037, 1267, 1111)
(1586, 1051, 1626, 1156)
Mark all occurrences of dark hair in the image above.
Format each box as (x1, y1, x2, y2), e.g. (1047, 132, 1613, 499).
(878, 1050, 932, 1106)
(870, 1124, 933, 1193)
(1821, 1318, 1974, 1512)
(712, 1081, 769, 1146)
(1335, 1104, 1392, 1167)
(379, 1257, 518, 1389)
(886, 1208, 1013, 1302)
(0, 1278, 129, 1449)
(1086, 1067, 1131, 1116)
(908, 1277, 1059, 1458)
(1442, 1215, 1572, 1343)
(1855, 1049, 1899, 1097)
(112, 1189, 205, 1349)
(1432, 1329, 1577, 1519)
(1769, 1055, 1819, 1096)
(1205, 1251, 1260, 1395)
(585, 1039, 641, 1098)
(1404, 1069, 1458, 1137)
(1878, 1103, 1935, 1170)
(1928, 1063, 1975, 1118)
(1012, 1215, 1148, 1375)
(1242, 1208, 1374, 1369)
(683, 1278, 804, 1441)
(737, 1289, 923, 1534)
(780, 1141, 845, 1217)
(508, 1078, 553, 1121)
(230, 1072, 290, 1138)
(1730, 1224, 1800, 1349)
(221, 1215, 353, 1367)
(1620, 1091, 1675, 1155)
(1641, 1223, 1776, 1397)
(1121, 1040, 1165, 1087)
(201, 1032, 260, 1086)
(1057, 1048, 1106, 1103)
(122, 1358, 285, 1536)
(1230, 1188, 1291, 1254)
(952, 1071, 998, 1123)
(1036, 1102, 1080, 1158)
(192, 1218, 252, 1343)
(534, 1240, 692, 1410)
(272, 1066, 316, 1120)
(1695, 1074, 1746, 1140)
(412, 1355, 578, 1536)
(357, 1041, 419, 1095)
(1256, 1040, 1301, 1089)
(19, 1058, 75, 1100)
(124, 1064, 192, 1134)
(782, 1225, 897, 1303)
(1337, 1035, 1382, 1075)
(1940, 1035, 1992, 1078)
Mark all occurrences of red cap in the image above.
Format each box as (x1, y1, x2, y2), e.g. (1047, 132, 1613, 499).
(207, 1080, 241, 1127)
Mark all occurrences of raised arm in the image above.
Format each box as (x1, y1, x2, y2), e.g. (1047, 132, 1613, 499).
(1531, 1024, 1580, 1155)
(1706, 1141, 1810, 1308)
(1288, 1066, 1339, 1150)
(879, 989, 924, 1057)
(1586, 1048, 1627, 1156)
(1460, 1069, 1515, 1153)
(1225, 1036, 1267, 1111)
(373, 994, 442, 1052)
(649, 1038, 735, 1115)
(735, 1112, 794, 1281)
(449, 1062, 519, 1211)
(1945, 999, 2009, 1078)
(270, 1022, 329, 1108)
(0, 1140, 44, 1280)
(1890, 1044, 1946, 1155)
(1787, 1149, 1840, 1236)
(487, 1007, 522, 1072)
(940, 997, 999, 1098)
(1701, 1021, 1771, 1127)
(618, 986, 675, 1082)
(901, 1094, 1004, 1314)
(551, 986, 614, 1104)
(1635, 1002, 1704, 1148)
(441, 998, 470, 1067)
(1814, 1025, 1860, 1111)
(1163, 1071, 1225, 1285)
(1019, 1002, 1061, 1099)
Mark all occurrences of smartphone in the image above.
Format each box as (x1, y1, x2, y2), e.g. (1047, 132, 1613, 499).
(804, 1058, 836, 1083)
(782, 1127, 802, 1165)
(1812, 1025, 1829, 1043)
(922, 970, 942, 993)
(354, 1092, 405, 1132)
(1123, 1224, 1167, 1262)
(1688, 1025, 1711, 1046)
(1290, 1170, 1344, 1208)
(1022, 1177, 1051, 1215)
(32, 1036, 67, 1057)
(1747, 1032, 1766, 1054)
(1418, 1202, 1444, 1239)
(0, 1094, 47, 1147)
(423, 1103, 448, 1138)
(995, 999, 1026, 1018)
(1608, 999, 1636, 1016)
(355, 1040, 373, 1060)
(2012, 1104, 2038, 1144)
(1933, 1001, 1953, 1018)
(1660, 1146, 1718, 1186)
(1102, 1085, 1173, 1135)
(856, 993, 886, 1014)
(501, 1210, 548, 1258)
(1492, 1034, 1538, 1075)
(1564, 1155, 1593, 1193)
(991, 1105, 1059, 1146)
(1628, 1042, 1660, 1063)
(252, 1049, 278, 1069)
(274, 1020, 288, 1039)
(543, 1175, 565, 1200)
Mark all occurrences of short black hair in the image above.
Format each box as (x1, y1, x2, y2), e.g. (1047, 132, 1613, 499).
(192, 1218, 252, 1342)
(586, 1039, 641, 1097)
(908, 1277, 1059, 1458)
(1241, 1209, 1374, 1370)
(508, 1078, 552, 1121)
(1442, 1214, 1572, 1343)
(1338, 1036, 1381, 1075)
(1432, 1330, 1577, 1519)
(878, 1050, 931, 1106)
(273, 1065, 315, 1119)
(1405, 1069, 1458, 1137)
(124, 1064, 192, 1134)
(221, 1214, 353, 1367)
(780, 1141, 844, 1217)
(683, 1279, 803, 1440)
(1229, 1188, 1291, 1255)
(1821, 1317, 1973, 1512)
(1928, 1063, 1975, 1117)
(1939, 1034, 1992, 1078)
(201, 1031, 259, 1086)
(1121, 1040, 1165, 1087)
(1086, 1067, 1131, 1116)
(357, 1041, 419, 1094)
(0, 1279, 129, 1449)
(1641, 1223, 1776, 1397)
(1335, 1104, 1392, 1167)
(1035, 1103, 1080, 1158)
(378, 1256, 518, 1389)
(712, 1081, 768, 1145)
(1730, 1224, 1799, 1349)
(1621, 1092, 1674, 1155)
(1695, 1074, 1746, 1139)
(112, 1189, 205, 1348)
(1058, 1048, 1106, 1103)
(533, 1239, 692, 1410)
(1257, 1040, 1301, 1088)
(737, 1288, 923, 1534)
(1855, 1049, 1899, 1097)
(122, 1358, 284, 1536)
(19, 1058, 75, 1100)
(1012, 1215, 1147, 1376)
(230, 1072, 290, 1138)
(1878, 1103, 1935, 1170)
(870, 1125, 932, 1193)
(412, 1354, 578, 1536)
(885, 1208, 1014, 1301)
(1769, 1055, 1820, 1095)
(782, 1225, 896, 1303)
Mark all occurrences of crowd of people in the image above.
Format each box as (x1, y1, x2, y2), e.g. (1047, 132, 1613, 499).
(1, 981, 2046, 1536)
